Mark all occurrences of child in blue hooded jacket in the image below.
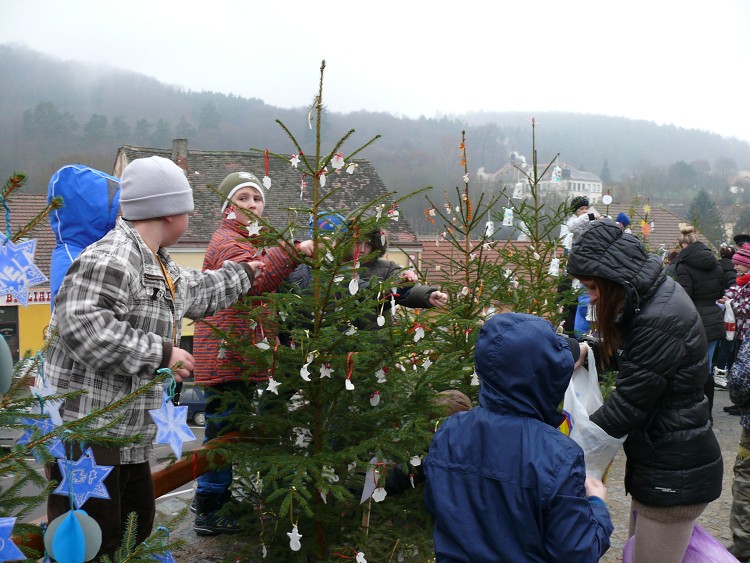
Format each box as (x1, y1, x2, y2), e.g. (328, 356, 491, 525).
(423, 313, 612, 562)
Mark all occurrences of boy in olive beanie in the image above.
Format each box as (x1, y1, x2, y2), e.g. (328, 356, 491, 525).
(192, 170, 313, 536)
(45, 156, 264, 560)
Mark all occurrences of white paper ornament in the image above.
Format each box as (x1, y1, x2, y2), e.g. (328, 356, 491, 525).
(333, 275, 344, 283)
(256, 338, 271, 350)
(375, 368, 387, 383)
(320, 364, 333, 378)
(349, 277, 359, 295)
(300, 362, 311, 381)
(346, 163, 356, 174)
(266, 378, 281, 395)
(602, 194, 613, 205)
(502, 208, 514, 226)
(372, 487, 387, 502)
(356, 552, 368, 563)
(226, 210, 236, 220)
(290, 154, 300, 168)
(246, 221, 262, 236)
(369, 391, 380, 406)
(376, 314, 385, 327)
(345, 379, 355, 391)
(287, 525, 302, 551)
(422, 358, 432, 370)
(331, 153, 345, 169)
(413, 326, 425, 343)
(410, 455, 422, 467)
(485, 220, 495, 238)
(345, 324, 357, 336)
(471, 371, 480, 386)
(548, 257, 560, 277)
(262, 175, 272, 189)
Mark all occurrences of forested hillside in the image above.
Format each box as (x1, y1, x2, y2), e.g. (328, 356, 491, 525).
(3, 44, 750, 229)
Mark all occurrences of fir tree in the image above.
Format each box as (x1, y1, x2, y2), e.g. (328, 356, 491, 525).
(688, 188, 726, 248)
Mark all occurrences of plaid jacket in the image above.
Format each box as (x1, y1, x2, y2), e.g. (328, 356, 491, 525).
(45, 218, 253, 463)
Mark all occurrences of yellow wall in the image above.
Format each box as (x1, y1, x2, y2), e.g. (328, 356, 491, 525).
(170, 250, 206, 337)
(19, 303, 51, 357)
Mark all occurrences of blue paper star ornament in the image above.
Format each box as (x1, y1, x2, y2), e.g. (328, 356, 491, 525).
(53, 448, 114, 509)
(0, 517, 25, 561)
(0, 239, 47, 306)
(149, 398, 196, 458)
(16, 416, 66, 463)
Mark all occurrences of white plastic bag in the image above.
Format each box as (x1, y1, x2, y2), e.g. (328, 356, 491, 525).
(725, 299, 736, 341)
(563, 346, 626, 480)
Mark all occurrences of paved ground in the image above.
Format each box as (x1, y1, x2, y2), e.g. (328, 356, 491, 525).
(155, 389, 742, 562)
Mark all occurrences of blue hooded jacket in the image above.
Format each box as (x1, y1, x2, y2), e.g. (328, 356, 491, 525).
(424, 313, 612, 562)
(48, 165, 120, 308)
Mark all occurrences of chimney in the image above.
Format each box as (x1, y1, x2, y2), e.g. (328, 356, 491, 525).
(171, 139, 188, 171)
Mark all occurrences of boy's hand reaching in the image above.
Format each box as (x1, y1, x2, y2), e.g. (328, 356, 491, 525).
(428, 290, 449, 307)
(246, 260, 265, 282)
(400, 269, 419, 283)
(297, 240, 315, 257)
(169, 348, 195, 382)
(585, 477, 607, 502)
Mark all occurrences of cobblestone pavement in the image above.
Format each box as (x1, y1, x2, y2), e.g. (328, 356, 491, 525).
(156, 389, 742, 562)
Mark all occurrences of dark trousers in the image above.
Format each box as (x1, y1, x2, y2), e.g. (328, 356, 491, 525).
(47, 460, 155, 561)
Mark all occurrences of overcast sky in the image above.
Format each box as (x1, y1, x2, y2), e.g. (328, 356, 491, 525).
(2, 0, 749, 142)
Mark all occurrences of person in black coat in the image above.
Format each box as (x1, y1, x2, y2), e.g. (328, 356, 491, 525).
(672, 224, 725, 415)
(567, 219, 723, 563)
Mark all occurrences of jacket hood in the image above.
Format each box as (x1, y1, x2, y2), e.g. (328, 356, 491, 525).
(48, 165, 121, 303)
(675, 241, 718, 272)
(476, 313, 574, 426)
(566, 219, 665, 319)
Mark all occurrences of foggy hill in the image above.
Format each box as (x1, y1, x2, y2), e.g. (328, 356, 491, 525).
(3, 43, 750, 227)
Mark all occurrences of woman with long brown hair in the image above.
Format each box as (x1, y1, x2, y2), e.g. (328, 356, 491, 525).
(567, 219, 722, 563)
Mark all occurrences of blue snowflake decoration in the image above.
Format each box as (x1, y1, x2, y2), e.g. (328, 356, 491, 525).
(149, 396, 196, 458)
(0, 517, 25, 562)
(0, 239, 47, 306)
(53, 448, 114, 509)
(16, 416, 65, 463)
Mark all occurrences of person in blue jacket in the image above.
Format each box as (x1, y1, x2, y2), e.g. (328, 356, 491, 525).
(423, 312, 612, 562)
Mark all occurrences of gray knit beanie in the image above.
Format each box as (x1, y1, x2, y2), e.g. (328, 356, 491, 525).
(120, 156, 194, 220)
(218, 171, 265, 212)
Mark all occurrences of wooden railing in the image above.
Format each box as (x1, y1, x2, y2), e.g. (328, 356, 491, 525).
(13, 432, 242, 556)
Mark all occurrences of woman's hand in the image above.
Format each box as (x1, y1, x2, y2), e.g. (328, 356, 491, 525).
(428, 291, 449, 307)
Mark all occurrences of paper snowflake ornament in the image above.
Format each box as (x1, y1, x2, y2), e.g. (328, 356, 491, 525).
(53, 448, 114, 509)
(290, 153, 301, 168)
(149, 395, 196, 458)
(17, 416, 65, 462)
(0, 239, 47, 306)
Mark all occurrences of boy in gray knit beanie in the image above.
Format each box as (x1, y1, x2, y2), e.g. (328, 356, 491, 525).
(45, 155, 264, 560)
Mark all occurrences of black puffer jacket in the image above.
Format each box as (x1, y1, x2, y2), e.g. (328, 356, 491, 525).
(673, 242, 725, 342)
(567, 220, 722, 508)
(720, 256, 738, 289)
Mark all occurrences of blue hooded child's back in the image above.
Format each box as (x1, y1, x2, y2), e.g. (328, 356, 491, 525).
(423, 313, 612, 562)
(48, 165, 120, 308)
